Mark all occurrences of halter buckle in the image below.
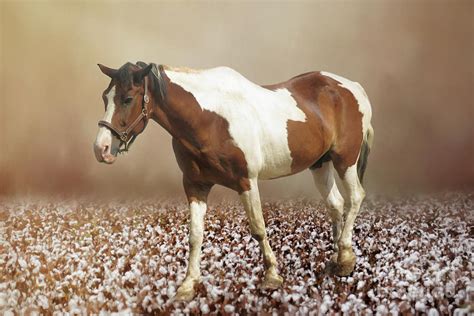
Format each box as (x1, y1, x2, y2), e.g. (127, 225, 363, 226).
(120, 132, 128, 142)
(144, 94, 150, 104)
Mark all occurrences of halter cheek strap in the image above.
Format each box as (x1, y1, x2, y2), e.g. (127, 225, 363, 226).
(98, 76, 150, 153)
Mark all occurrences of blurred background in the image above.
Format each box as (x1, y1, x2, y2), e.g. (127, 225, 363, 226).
(1, 0, 473, 200)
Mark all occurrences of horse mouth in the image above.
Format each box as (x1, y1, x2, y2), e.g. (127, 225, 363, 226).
(102, 155, 116, 164)
(94, 144, 118, 164)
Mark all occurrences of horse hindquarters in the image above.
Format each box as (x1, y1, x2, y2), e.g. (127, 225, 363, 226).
(314, 74, 374, 276)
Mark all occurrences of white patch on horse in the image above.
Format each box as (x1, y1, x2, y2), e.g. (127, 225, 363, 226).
(166, 67, 307, 179)
(320, 72, 372, 134)
(95, 86, 117, 147)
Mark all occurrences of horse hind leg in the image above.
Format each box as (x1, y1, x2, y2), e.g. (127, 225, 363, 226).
(332, 160, 366, 277)
(310, 160, 344, 264)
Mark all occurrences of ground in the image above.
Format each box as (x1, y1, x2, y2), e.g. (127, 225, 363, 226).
(0, 193, 472, 315)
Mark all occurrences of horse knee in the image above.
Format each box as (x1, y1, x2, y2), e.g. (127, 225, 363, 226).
(325, 197, 343, 222)
(344, 186, 365, 215)
(353, 187, 365, 205)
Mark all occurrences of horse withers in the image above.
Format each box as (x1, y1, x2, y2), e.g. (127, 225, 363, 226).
(93, 62, 374, 301)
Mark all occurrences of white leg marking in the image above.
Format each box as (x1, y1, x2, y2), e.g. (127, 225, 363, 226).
(166, 67, 306, 179)
(338, 165, 365, 250)
(311, 162, 344, 252)
(175, 200, 207, 300)
(185, 200, 207, 280)
(240, 179, 283, 288)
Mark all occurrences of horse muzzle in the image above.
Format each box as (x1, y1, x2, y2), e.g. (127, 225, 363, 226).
(94, 141, 116, 164)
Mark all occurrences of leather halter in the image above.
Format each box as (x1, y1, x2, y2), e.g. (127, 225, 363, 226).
(98, 63, 165, 153)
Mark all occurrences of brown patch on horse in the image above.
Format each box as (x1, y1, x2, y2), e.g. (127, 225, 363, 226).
(320, 74, 364, 178)
(157, 72, 251, 193)
(264, 72, 363, 177)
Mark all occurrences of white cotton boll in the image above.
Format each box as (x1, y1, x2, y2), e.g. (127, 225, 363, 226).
(18, 258, 27, 269)
(445, 281, 456, 297)
(415, 301, 426, 312)
(224, 305, 235, 313)
(167, 285, 176, 297)
(357, 280, 366, 290)
(3, 310, 14, 316)
(368, 290, 378, 303)
(271, 291, 281, 300)
(210, 287, 221, 300)
(164, 255, 172, 263)
(405, 270, 418, 282)
(376, 304, 388, 315)
(341, 302, 351, 313)
(97, 292, 105, 304)
(423, 276, 434, 288)
(453, 307, 470, 316)
(37, 295, 49, 309)
(408, 240, 417, 247)
(319, 303, 329, 314)
(397, 280, 409, 287)
(0, 292, 8, 306)
(159, 266, 167, 275)
(200, 304, 210, 314)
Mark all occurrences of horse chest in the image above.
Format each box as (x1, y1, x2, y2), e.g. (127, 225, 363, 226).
(166, 67, 307, 180)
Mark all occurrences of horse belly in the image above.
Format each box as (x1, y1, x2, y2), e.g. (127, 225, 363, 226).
(257, 136, 296, 180)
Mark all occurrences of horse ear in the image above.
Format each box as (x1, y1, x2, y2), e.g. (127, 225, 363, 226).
(133, 64, 153, 84)
(98, 64, 118, 78)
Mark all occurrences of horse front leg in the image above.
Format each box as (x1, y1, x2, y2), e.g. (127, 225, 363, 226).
(240, 178, 283, 289)
(174, 179, 212, 301)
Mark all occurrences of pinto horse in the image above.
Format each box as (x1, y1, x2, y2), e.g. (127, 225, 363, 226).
(93, 62, 374, 301)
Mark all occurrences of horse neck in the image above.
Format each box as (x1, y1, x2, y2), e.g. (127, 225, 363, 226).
(149, 75, 203, 144)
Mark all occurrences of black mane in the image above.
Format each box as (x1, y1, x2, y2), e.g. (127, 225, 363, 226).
(136, 61, 167, 103)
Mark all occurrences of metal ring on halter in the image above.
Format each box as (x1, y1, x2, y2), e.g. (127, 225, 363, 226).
(120, 132, 128, 142)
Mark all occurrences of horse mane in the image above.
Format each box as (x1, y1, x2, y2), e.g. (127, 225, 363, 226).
(163, 65, 201, 73)
(136, 61, 167, 104)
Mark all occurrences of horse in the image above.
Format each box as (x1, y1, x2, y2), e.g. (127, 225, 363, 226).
(93, 61, 374, 301)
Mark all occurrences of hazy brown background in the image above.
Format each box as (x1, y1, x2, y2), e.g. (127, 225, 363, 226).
(1, 0, 473, 199)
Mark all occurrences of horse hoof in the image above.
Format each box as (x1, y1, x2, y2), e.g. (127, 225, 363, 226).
(261, 273, 284, 290)
(334, 259, 356, 276)
(335, 248, 356, 277)
(174, 287, 195, 302)
(324, 252, 340, 274)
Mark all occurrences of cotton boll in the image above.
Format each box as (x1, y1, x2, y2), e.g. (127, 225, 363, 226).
(200, 303, 210, 314)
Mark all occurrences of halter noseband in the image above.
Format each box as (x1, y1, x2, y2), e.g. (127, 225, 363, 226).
(98, 63, 164, 153)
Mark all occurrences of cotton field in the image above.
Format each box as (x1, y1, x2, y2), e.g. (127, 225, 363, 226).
(0, 193, 472, 315)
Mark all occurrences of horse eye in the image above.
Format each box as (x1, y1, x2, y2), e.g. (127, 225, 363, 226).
(124, 96, 133, 105)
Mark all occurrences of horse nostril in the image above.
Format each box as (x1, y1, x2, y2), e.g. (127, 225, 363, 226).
(102, 145, 109, 155)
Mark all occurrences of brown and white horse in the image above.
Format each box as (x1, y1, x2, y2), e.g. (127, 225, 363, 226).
(93, 62, 374, 301)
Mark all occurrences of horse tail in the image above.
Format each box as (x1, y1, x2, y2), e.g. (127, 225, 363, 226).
(357, 124, 374, 184)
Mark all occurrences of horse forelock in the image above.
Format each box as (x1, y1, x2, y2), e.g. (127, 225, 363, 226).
(114, 62, 138, 91)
